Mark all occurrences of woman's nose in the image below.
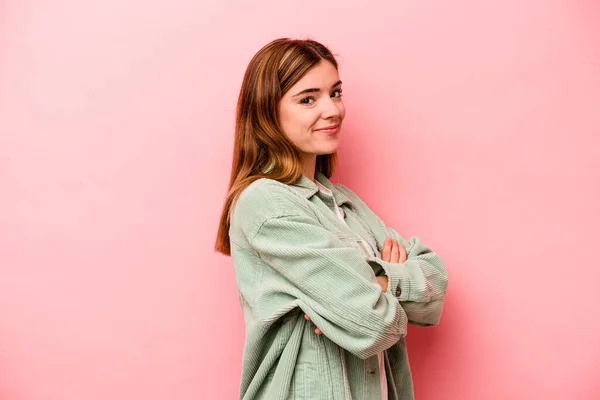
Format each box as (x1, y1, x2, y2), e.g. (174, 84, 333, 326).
(321, 97, 341, 118)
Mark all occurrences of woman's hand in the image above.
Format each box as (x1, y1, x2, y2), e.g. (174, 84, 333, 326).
(375, 238, 407, 293)
(381, 237, 407, 264)
(376, 276, 389, 292)
(306, 238, 407, 335)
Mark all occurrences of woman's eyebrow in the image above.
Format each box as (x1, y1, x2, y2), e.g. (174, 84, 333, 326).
(291, 80, 343, 98)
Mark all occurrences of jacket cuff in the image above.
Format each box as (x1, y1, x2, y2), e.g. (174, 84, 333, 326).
(367, 258, 411, 301)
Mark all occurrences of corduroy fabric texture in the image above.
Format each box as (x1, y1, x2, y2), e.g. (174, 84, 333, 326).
(229, 171, 448, 399)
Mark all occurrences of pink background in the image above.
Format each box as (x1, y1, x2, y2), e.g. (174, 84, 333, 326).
(1, 0, 599, 399)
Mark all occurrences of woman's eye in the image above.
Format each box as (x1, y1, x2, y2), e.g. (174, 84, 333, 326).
(300, 97, 315, 105)
(331, 89, 343, 98)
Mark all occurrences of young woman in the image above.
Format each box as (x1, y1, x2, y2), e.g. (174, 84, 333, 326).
(215, 38, 448, 400)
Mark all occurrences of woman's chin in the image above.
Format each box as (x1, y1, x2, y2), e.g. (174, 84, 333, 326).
(317, 142, 341, 155)
(317, 147, 339, 156)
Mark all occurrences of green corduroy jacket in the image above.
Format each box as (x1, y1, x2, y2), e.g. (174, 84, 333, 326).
(229, 171, 448, 399)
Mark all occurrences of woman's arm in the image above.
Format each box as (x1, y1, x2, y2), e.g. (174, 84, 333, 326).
(335, 184, 449, 326)
(232, 180, 408, 359)
(370, 234, 447, 326)
(248, 213, 407, 359)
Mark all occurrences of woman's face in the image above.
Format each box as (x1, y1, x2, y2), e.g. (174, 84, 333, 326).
(279, 60, 345, 161)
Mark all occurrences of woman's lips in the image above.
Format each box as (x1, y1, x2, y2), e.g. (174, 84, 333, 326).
(314, 125, 339, 135)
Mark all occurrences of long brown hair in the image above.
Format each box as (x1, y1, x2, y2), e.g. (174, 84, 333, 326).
(215, 38, 339, 255)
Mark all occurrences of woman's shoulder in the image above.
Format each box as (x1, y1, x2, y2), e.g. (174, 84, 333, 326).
(231, 178, 309, 233)
(237, 178, 299, 208)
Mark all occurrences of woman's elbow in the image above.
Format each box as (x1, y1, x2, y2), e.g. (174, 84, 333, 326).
(346, 308, 408, 359)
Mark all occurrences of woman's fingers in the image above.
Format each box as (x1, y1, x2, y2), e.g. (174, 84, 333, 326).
(382, 238, 407, 264)
(381, 238, 392, 262)
(399, 242, 407, 263)
(391, 240, 400, 263)
(304, 314, 322, 335)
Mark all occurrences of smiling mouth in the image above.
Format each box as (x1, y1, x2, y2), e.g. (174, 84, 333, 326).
(314, 125, 339, 134)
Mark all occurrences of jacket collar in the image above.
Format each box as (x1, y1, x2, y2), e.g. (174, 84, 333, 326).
(290, 170, 353, 207)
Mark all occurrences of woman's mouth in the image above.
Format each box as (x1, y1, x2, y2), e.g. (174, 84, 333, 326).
(314, 125, 339, 135)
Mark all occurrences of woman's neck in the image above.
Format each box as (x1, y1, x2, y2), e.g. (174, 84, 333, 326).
(303, 154, 317, 182)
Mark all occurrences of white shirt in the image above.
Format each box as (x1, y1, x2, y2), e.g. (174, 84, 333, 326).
(315, 181, 388, 400)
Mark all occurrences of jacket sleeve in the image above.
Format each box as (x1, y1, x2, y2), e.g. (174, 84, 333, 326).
(369, 234, 447, 326)
(236, 180, 408, 359)
(336, 185, 449, 326)
(247, 212, 408, 359)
